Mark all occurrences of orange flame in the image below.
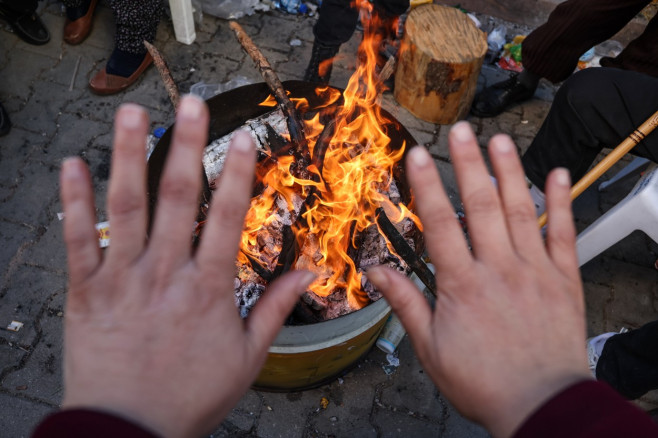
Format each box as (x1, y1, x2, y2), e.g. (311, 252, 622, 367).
(238, 0, 420, 310)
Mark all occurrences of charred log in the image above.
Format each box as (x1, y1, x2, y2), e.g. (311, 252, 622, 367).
(375, 207, 436, 295)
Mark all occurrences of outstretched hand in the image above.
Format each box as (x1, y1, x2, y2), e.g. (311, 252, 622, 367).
(367, 122, 591, 438)
(60, 96, 314, 437)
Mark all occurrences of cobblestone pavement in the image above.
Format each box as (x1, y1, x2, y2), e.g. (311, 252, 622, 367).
(1, 2, 657, 437)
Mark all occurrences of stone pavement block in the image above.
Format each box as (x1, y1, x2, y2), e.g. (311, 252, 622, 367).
(0, 220, 40, 284)
(0, 128, 47, 188)
(213, 21, 254, 63)
(258, 16, 307, 52)
(0, 392, 55, 438)
(19, 216, 67, 273)
(0, 159, 60, 226)
(63, 92, 124, 124)
(0, 343, 27, 377)
(582, 274, 614, 335)
(371, 408, 441, 437)
(438, 394, 490, 438)
(0, 53, 59, 104)
(3, 293, 65, 405)
(215, 390, 261, 435)
(40, 51, 98, 91)
(256, 391, 308, 438)
(41, 113, 109, 165)
(0, 266, 66, 351)
(12, 81, 85, 138)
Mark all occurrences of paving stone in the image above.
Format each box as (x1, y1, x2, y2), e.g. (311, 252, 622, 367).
(0, 220, 40, 283)
(0, 392, 55, 438)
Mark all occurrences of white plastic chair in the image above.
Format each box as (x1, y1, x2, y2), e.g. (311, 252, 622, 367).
(577, 162, 658, 266)
(169, 0, 196, 45)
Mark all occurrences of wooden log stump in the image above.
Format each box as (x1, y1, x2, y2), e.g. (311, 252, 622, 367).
(394, 4, 487, 124)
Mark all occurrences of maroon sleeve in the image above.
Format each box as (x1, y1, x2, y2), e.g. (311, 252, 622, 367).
(32, 409, 159, 438)
(514, 380, 658, 438)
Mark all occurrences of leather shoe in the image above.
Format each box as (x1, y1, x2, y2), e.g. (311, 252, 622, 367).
(89, 52, 153, 95)
(63, 0, 98, 45)
(0, 5, 50, 45)
(470, 74, 537, 118)
(0, 102, 11, 137)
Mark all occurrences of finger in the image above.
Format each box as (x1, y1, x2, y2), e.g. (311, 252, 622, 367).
(405, 145, 472, 276)
(106, 104, 149, 264)
(487, 134, 545, 258)
(149, 95, 209, 265)
(244, 270, 315, 359)
(544, 169, 579, 278)
(366, 266, 433, 352)
(196, 131, 256, 278)
(449, 122, 512, 259)
(61, 158, 101, 287)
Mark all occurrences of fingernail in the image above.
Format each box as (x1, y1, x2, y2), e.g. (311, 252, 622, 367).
(408, 146, 430, 167)
(494, 136, 514, 154)
(451, 121, 473, 143)
(231, 131, 254, 154)
(178, 95, 204, 120)
(118, 104, 144, 130)
(555, 168, 570, 187)
(61, 158, 83, 180)
(365, 267, 386, 285)
(299, 271, 317, 290)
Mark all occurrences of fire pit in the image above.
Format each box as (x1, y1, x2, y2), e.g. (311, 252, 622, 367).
(147, 80, 423, 390)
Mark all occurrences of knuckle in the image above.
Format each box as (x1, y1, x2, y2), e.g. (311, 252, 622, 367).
(158, 176, 199, 206)
(108, 190, 145, 219)
(504, 202, 537, 225)
(463, 188, 499, 216)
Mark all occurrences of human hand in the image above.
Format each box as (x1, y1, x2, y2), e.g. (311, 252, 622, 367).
(59, 95, 314, 437)
(367, 122, 591, 437)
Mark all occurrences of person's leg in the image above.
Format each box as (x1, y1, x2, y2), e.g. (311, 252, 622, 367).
(600, 13, 658, 79)
(471, 0, 652, 117)
(522, 0, 652, 83)
(304, 0, 357, 84)
(0, 0, 50, 45)
(596, 321, 658, 400)
(61, 0, 98, 45)
(89, 0, 163, 94)
(521, 68, 658, 192)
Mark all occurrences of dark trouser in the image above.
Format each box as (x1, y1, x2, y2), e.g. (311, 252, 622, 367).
(522, 0, 658, 82)
(597, 321, 658, 400)
(313, 0, 409, 46)
(0, 0, 38, 13)
(521, 68, 658, 191)
(106, 0, 163, 54)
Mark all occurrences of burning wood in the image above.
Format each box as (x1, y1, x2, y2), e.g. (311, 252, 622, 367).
(204, 2, 426, 323)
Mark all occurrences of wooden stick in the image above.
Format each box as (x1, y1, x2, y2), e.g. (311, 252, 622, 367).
(228, 21, 309, 162)
(538, 109, 658, 228)
(375, 207, 436, 296)
(144, 40, 180, 111)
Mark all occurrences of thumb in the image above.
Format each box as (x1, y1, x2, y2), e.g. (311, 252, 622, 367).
(244, 270, 316, 359)
(366, 266, 434, 350)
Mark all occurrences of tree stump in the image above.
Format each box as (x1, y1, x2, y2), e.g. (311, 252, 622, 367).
(394, 4, 487, 124)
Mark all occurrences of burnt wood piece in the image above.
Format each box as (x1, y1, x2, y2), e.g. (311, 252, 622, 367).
(311, 118, 336, 178)
(229, 21, 310, 164)
(144, 40, 180, 111)
(271, 225, 295, 280)
(264, 122, 290, 156)
(243, 251, 274, 282)
(375, 207, 436, 295)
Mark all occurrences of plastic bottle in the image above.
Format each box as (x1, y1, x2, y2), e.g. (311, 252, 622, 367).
(276, 0, 301, 14)
(485, 25, 506, 64)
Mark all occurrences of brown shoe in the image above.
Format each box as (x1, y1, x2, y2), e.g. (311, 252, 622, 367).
(63, 0, 98, 45)
(89, 52, 153, 95)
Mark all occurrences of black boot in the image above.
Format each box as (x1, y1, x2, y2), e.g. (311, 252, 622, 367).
(470, 71, 539, 118)
(0, 102, 11, 137)
(0, 3, 50, 45)
(304, 41, 340, 85)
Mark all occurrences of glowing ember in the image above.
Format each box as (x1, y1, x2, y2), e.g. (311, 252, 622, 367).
(220, 1, 423, 318)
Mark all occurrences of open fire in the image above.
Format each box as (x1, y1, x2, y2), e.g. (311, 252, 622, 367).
(199, 2, 425, 322)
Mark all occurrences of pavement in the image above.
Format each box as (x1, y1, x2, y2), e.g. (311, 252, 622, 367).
(1, 2, 657, 437)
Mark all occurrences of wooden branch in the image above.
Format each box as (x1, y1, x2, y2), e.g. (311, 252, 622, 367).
(144, 40, 180, 111)
(375, 207, 436, 295)
(537, 109, 658, 228)
(311, 118, 336, 177)
(228, 21, 309, 163)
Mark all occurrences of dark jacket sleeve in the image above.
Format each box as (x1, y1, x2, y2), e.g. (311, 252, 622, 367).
(514, 380, 658, 438)
(32, 409, 159, 438)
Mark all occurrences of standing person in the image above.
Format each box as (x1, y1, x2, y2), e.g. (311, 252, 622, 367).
(471, 0, 658, 117)
(304, 0, 409, 84)
(0, 0, 50, 45)
(59, 0, 164, 95)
